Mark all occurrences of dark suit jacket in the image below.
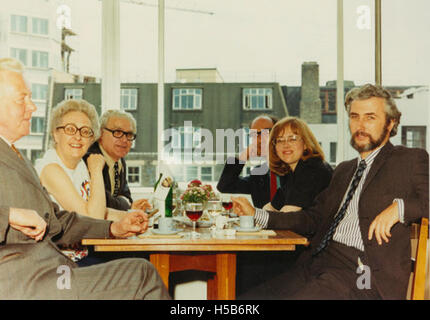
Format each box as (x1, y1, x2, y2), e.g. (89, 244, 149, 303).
(0, 139, 111, 298)
(266, 142, 429, 299)
(83, 142, 133, 211)
(216, 157, 287, 209)
(270, 157, 333, 210)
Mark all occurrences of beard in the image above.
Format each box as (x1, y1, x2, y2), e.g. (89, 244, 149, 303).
(350, 121, 391, 153)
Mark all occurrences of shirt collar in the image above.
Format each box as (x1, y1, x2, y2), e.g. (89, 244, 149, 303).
(358, 143, 385, 166)
(0, 135, 12, 147)
(99, 143, 123, 170)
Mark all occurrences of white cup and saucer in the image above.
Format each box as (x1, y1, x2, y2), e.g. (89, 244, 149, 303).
(152, 217, 183, 235)
(234, 216, 261, 232)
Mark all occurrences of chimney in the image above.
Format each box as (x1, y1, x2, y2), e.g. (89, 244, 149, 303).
(300, 62, 321, 124)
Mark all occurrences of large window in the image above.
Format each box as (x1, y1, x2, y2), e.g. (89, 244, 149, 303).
(127, 166, 141, 185)
(402, 126, 426, 149)
(64, 88, 83, 100)
(120, 88, 138, 110)
(31, 117, 44, 135)
(242, 88, 273, 110)
(32, 17, 49, 35)
(11, 15, 27, 33)
(172, 88, 202, 110)
(10, 48, 27, 66)
(31, 50, 48, 68)
(31, 83, 48, 101)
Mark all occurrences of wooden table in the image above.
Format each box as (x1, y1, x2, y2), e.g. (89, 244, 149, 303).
(82, 228, 308, 300)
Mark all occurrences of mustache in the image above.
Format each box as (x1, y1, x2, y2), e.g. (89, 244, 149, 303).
(352, 131, 371, 139)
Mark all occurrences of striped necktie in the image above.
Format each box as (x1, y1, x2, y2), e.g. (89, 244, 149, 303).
(113, 161, 120, 196)
(11, 144, 24, 160)
(313, 159, 367, 256)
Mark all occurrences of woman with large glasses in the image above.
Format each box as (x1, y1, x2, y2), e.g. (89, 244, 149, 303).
(236, 117, 333, 296)
(35, 99, 128, 263)
(266, 116, 333, 212)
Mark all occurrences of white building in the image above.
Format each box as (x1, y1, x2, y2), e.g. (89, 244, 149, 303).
(0, 0, 68, 161)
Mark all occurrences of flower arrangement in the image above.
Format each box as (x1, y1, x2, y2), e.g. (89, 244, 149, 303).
(181, 180, 216, 204)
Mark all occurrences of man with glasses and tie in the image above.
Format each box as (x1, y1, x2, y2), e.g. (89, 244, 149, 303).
(233, 84, 428, 300)
(84, 110, 147, 211)
(0, 57, 170, 299)
(217, 114, 284, 209)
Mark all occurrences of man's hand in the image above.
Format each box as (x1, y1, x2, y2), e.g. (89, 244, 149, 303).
(131, 198, 152, 211)
(368, 202, 400, 245)
(232, 197, 256, 216)
(110, 210, 149, 238)
(9, 208, 47, 241)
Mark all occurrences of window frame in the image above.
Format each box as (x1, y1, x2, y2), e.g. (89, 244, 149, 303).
(120, 88, 138, 111)
(172, 88, 203, 110)
(31, 50, 49, 69)
(242, 87, 273, 110)
(64, 88, 83, 100)
(10, 47, 28, 66)
(10, 15, 28, 33)
(127, 165, 141, 186)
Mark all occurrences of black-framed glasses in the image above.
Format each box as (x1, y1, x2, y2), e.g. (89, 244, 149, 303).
(103, 128, 137, 141)
(56, 124, 94, 138)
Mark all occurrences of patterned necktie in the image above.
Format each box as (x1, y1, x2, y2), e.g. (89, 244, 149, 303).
(11, 144, 24, 160)
(313, 159, 367, 256)
(113, 162, 120, 197)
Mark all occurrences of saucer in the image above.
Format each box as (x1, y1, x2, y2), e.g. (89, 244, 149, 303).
(151, 228, 184, 235)
(234, 226, 262, 232)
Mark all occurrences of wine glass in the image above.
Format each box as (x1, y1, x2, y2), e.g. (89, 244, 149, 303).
(206, 199, 223, 219)
(221, 194, 233, 216)
(185, 202, 204, 238)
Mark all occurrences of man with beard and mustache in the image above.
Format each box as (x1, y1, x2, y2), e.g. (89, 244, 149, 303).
(232, 84, 428, 300)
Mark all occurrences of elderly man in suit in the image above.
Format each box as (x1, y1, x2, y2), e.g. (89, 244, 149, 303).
(217, 114, 285, 209)
(233, 84, 429, 300)
(0, 57, 170, 299)
(84, 110, 149, 211)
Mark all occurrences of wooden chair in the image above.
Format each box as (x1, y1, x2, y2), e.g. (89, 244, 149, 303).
(410, 217, 429, 300)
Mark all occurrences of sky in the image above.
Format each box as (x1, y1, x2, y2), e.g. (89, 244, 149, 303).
(64, 0, 430, 86)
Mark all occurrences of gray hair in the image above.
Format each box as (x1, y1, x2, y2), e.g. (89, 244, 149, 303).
(0, 58, 25, 97)
(0, 57, 24, 73)
(99, 109, 137, 134)
(345, 83, 401, 137)
(49, 99, 100, 147)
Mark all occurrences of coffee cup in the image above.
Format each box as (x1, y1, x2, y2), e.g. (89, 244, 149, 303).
(158, 217, 174, 232)
(239, 215, 254, 229)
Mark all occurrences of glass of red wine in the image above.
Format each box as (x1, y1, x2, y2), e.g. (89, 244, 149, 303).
(221, 194, 233, 216)
(185, 202, 204, 238)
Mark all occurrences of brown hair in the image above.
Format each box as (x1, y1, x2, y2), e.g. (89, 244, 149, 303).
(269, 117, 325, 175)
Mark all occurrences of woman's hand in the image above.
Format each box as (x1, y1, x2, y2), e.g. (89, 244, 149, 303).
(87, 154, 105, 174)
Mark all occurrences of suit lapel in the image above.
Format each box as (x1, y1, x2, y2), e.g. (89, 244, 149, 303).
(361, 142, 394, 194)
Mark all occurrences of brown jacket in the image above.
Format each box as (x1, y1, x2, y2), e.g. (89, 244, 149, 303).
(267, 142, 429, 299)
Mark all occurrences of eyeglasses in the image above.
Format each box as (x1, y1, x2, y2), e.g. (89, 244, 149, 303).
(249, 128, 272, 138)
(56, 124, 94, 138)
(103, 128, 137, 141)
(273, 135, 302, 146)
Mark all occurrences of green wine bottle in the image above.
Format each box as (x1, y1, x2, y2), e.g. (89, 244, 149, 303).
(165, 185, 173, 217)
